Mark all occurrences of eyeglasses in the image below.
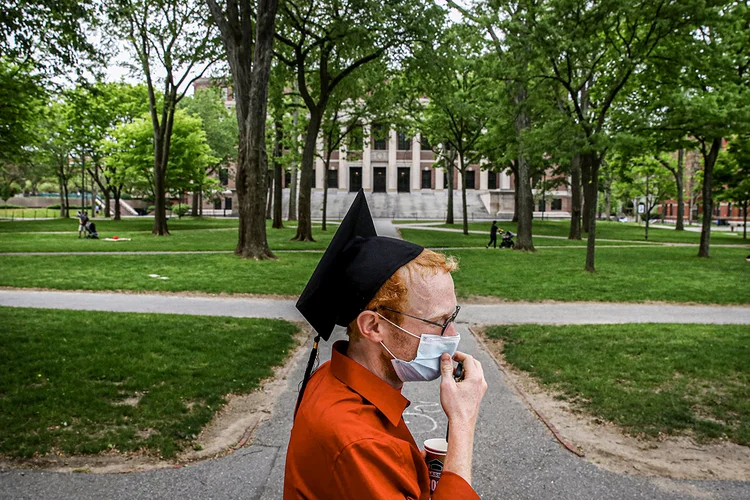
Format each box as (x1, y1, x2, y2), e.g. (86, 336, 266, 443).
(376, 305, 461, 336)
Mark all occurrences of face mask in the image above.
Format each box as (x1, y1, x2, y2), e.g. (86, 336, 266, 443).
(377, 313, 460, 383)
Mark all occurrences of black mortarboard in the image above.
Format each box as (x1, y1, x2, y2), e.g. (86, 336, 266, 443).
(294, 189, 423, 415)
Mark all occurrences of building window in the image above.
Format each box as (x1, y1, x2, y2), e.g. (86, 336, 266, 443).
(488, 172, 497, 190)
(538, 200, 546, 212)
(421, 169, 432, 189)
(348, 124, 363, 151)
(397, 131, 411, 151)
(284, 171, 291, 187)
(465, 170, 476, 189)
(420, 135, 432, 151)
(373, 124, 387, 150)
(551, 198, 562, 211)
(326, 169, 338, 189)
(224, 197, 232, 210)
(214, 198, 221, 210)
(219, 168, 229, 186)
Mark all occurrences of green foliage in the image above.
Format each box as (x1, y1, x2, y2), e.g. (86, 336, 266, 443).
(0, 60, 45, 167)
(179, 87, 238, 168)
(105, 110, 218, 198)
(172, 203, 191, 218)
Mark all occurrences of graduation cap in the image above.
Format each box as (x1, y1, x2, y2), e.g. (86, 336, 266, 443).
(294, 189, 423, 415)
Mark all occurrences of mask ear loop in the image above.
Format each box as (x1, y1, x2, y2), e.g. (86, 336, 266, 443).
(374, 311, 421, 340)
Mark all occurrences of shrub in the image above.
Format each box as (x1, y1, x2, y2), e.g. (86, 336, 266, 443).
(172, 203, 191, 218)
(0, 204, 23, 209)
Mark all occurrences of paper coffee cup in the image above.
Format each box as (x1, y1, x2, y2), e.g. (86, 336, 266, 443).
(424, 438, 448, 494)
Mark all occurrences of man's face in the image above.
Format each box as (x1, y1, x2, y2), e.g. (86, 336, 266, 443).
(382, 271, 458, 363)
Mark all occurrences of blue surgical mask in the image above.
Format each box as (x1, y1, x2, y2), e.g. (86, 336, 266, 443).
(377, 313, 460, 383)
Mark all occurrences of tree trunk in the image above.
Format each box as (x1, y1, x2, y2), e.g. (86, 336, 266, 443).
(460, 155, 468, 235)
(581, 151, 600, 272)
(445, 146, 454, 225)
(322, 157, 330, 231)
(272, 120, 284, 229)
(114, 188, 122, 221)
(645, 174, 650, 241)
(152, 151, 170, 235)
(698, 138, 722, 258)
(510, 163, 519, 223)
(191, 191, 199, 216)
(293, 108, 322, 242)
(57, 167, 67, 218)
(743, 199, 747, 239)
(265, 170, 273, 219)
(103, 192, 110, 218)
(513, 87, 534, 252)
(235, 0, 278, 258)
(675, 149, 685, 231)
(288, 105, 299, 221)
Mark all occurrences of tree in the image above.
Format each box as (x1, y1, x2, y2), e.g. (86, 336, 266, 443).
(206, 0, 280, 259)
(105, 111, 217, 216)
(611, 153, 676, 240)
(0, 60, 45, 168)
(716, 136, 750, 239)
(35, 102, 77, 217)
(180, 86, 239, 216)
(108, 0, 220, 235)
(1, 0, 96, 75)
(275, 0, 444, 241)
(406, 25, 492, 235)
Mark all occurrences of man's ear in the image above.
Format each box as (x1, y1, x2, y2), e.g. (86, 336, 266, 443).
(356, 310, 386, 343)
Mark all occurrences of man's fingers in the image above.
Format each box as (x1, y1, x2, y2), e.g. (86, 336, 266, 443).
(440, 353, 453, 379)
(452, 351, 469, 362)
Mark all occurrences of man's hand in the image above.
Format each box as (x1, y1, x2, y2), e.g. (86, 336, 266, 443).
(439, 351, 487, 427)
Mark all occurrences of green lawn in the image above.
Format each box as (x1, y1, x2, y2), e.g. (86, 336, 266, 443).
(0, 208, 60, 220)
(0, 246, 746, 304)
(0, 253, 320, 295)
(433, 220, 749, 245)
(486, 323, 750, 445)
(398, 228, 653, 248)
(0, 307, 299, 458)
(446, 246, 749, 305)
(0, 216, 240, 233)
(0, 219, 333, 252)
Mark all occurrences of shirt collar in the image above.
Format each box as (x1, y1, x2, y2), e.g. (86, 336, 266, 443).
(330, 340, 410, 427)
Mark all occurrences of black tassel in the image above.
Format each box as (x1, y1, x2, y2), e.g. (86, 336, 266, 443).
(294, 335, 321, 420)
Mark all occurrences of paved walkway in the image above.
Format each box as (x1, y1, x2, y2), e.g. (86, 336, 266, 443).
(1, 219, 749, 498)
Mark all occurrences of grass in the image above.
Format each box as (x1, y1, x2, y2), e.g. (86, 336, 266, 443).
(0, 253, 320, 295)
(0, 219, 333, 252)
(0, 208, 61, 219)
(398, 228, 653, 248)
(445, 246, 750, 305)
(433, 220, 749, 245)
(485, 323, 750, 445)
(0, 307, 299, 459)
(0, 246, 747, 304)
(0, 216, 240, 233)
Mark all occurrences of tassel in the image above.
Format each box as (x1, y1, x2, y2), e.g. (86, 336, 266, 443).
(294, 335, 321, 420)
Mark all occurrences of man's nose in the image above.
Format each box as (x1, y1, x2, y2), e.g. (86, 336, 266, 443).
(444, 322, 458, 337)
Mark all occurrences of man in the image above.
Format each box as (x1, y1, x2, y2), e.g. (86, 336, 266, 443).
(486, 220, 503, 248)
(76, 211, 89, 238)
(285, 190, 487, 499)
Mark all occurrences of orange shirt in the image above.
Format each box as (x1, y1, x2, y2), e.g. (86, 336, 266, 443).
(284, 341, 480, 500)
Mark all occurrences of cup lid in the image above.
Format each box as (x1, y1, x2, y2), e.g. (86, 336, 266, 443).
(423, 438, 448, 454)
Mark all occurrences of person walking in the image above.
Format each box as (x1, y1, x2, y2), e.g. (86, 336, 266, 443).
(486, 220, 501, 248)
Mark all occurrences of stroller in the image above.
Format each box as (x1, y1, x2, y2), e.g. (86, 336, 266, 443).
(500, 231, 515, 249)
(85, 221, 99, 239)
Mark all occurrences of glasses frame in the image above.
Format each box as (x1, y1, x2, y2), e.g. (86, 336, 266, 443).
(376, 305, 461, 336)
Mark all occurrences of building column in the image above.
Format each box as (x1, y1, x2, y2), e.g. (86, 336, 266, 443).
(501, 170, 511, 190)
(387, 129, 397, 192)
(339, 135, 348, 191)
(435, 166, 445, 190)
(479, 162, 489, 190)
(411, 133, 421, 191)
(362, 124, 372, 191)
(315, 135, 325, 190)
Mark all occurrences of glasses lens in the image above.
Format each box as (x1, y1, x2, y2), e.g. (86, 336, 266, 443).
(441, 306, 461, 335)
